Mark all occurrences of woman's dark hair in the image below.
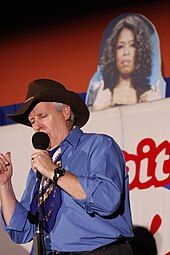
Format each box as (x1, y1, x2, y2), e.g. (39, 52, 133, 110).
(101, 14, 152, 101)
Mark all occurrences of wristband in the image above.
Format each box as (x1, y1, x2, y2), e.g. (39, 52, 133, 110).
(53, 166, 66, 184)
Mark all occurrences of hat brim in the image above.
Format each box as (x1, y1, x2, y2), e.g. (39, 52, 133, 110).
(8, 88, 89, 128)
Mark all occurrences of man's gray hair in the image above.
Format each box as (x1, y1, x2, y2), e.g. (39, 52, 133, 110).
(53, 102, 76, 126)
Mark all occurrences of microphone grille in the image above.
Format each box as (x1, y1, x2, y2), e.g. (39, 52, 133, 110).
(32, 132, 50, 150)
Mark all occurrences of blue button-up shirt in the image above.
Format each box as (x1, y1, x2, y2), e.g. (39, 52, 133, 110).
(2, 127, 133, 252)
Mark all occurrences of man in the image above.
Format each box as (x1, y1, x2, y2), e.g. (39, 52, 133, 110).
(0, 79, 134, 254)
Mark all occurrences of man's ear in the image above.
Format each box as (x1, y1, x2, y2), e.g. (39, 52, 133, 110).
(62, 105, 71, 121)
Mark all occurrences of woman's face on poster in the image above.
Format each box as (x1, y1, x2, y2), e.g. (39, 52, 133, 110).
(116, 27, 136, 78)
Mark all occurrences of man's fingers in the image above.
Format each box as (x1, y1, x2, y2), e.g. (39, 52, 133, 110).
(0, 153, 10, 167)
(5, 152, 11, 165)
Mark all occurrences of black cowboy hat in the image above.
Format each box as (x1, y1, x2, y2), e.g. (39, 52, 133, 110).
(8, 79, 90, 128)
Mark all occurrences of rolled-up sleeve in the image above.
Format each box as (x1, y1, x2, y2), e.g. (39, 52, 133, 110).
(74, 136, 125, 217)
(1, 170, 36, 244)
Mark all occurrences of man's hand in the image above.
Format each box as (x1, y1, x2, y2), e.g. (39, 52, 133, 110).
(0, 152, 13, 186)
(31, 149, 56, 180)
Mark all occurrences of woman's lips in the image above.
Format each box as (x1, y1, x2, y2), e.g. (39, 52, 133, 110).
(121, 60, 131, 66)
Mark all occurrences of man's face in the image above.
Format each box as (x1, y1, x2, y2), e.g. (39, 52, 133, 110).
(28, 102, 70, 148)
(116, 27, 136, 78)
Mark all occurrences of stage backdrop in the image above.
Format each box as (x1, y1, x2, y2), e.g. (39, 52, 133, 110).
(0, 98, 170, 254)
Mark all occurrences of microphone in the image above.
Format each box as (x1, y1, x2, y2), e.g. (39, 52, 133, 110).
(32, 132, 50, 179)
(28, 132, 50, 228)
(32, 132, 50, 150)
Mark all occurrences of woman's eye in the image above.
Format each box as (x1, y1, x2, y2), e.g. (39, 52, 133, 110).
(130, 43, 135, 48)
(117, 44, 123, 50)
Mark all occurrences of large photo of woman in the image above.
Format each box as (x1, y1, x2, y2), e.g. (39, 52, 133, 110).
(86, 13, 166, 111)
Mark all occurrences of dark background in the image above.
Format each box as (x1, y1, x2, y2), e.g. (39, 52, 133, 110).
(0, 0, 159, 37)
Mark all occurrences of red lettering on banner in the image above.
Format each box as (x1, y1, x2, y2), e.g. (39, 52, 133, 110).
(150, 214, 162, 235)
(123, 138, 170, 190)
(149, 214, 170, 255)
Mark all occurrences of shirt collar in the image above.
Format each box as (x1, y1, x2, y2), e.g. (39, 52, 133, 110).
(61, 126, 83, 149)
